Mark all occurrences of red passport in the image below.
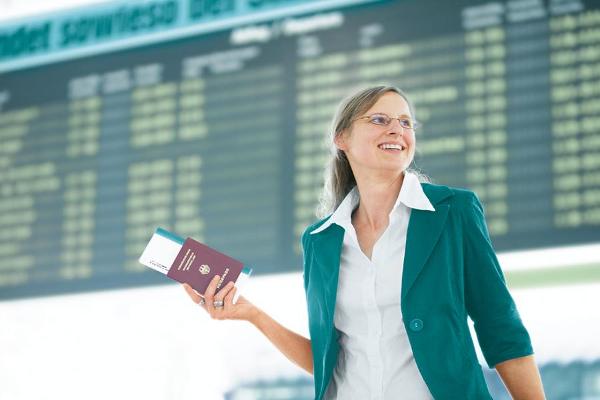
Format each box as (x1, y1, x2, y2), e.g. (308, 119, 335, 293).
(167, 237, 252, 300)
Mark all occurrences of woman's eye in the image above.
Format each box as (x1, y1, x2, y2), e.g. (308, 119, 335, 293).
(400, 119, 412, 129)
(370, 115, 388, 125)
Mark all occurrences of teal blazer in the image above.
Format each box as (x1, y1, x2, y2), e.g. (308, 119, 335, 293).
(301, 182, 534, 399)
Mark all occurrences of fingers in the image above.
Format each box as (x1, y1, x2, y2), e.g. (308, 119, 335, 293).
(204, 276, 237, 318)
(215, 281, 234, 302)
(203, 275, 221, 313)
(183, 277, 238, 319)
(223, 286, 237, 314)
(211, 282, 234, 319)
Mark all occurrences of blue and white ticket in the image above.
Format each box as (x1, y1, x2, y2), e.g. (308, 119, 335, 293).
(138, 227, 185, 275)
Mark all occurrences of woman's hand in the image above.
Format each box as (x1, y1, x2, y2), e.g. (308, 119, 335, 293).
(182, 275, 258, 322)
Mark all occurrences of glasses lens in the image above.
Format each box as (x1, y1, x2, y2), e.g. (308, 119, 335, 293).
(399, 118, 413, 129)
(369, 114, 390, 126)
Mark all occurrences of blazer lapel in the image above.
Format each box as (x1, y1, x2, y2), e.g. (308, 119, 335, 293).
(311, 224, 345, 333)
(401, 184, 454, 300)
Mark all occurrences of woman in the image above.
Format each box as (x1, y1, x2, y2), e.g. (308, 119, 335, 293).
(183, 85, 546, 399)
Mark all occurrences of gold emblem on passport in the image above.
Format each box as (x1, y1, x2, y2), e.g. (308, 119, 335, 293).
(199, 264, 210, 275)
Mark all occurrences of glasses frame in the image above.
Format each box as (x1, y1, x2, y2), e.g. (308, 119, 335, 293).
(353, 112, 420, 131)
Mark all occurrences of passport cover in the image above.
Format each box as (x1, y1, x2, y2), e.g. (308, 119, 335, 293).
(166, 236, 252, 301)
(139, 227, 252, 303)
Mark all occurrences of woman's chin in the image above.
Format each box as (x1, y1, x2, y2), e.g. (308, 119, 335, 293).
(380, 157, 411, 171)
(371, 162, 409, 174)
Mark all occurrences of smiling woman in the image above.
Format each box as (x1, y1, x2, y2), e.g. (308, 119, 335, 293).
(183, 85, 547, 400)
(305, 85, 546, 399)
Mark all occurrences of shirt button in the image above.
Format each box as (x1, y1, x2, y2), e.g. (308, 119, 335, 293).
(409, 318, 424, 332)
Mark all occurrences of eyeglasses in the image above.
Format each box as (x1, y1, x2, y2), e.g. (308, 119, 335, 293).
(353, 113, 419, 131)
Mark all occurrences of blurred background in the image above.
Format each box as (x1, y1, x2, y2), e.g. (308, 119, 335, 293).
(1, 0, 599, 398)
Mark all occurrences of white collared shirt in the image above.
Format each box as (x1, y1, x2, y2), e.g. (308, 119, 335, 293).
(310, 171, 436, 400)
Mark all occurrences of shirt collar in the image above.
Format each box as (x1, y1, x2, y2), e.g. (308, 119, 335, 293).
(309, 170, 435, 235)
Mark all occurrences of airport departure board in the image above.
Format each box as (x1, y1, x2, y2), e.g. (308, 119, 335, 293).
(1, 0, 599, 300)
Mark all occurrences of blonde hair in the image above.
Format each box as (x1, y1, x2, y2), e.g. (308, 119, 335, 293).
(316, 85, 431, 219)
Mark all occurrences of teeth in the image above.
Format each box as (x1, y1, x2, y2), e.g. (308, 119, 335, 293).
(379, 143, 404, 150)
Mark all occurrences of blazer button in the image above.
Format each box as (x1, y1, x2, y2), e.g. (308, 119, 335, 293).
(409, 318, 423, 332)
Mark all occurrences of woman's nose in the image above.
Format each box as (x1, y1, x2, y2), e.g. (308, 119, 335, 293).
(386, 125, 403, 136)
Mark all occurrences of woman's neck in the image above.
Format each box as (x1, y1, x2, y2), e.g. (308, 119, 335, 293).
(352, 170, 405, 231)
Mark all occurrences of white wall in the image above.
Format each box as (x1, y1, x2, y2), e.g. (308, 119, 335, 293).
(0, 272, 311, 400)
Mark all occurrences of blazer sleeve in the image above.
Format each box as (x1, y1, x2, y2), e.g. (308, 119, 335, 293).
(301, 226, 311, 292)
(461, 190, 534, 368)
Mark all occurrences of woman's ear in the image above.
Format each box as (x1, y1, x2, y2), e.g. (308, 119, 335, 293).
(334, 131, 347, 151)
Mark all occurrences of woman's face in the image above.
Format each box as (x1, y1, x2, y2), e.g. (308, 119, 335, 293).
(336, 92, 416, 175)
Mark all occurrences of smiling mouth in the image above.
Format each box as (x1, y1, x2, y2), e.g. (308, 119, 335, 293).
(378, 143, 405, 151)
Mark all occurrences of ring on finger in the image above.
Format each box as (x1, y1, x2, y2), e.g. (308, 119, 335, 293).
(199, 297, 206, 306)
(213, 299, 224, 308)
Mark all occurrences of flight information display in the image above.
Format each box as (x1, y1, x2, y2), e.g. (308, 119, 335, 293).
(1, 0, 599, 300)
